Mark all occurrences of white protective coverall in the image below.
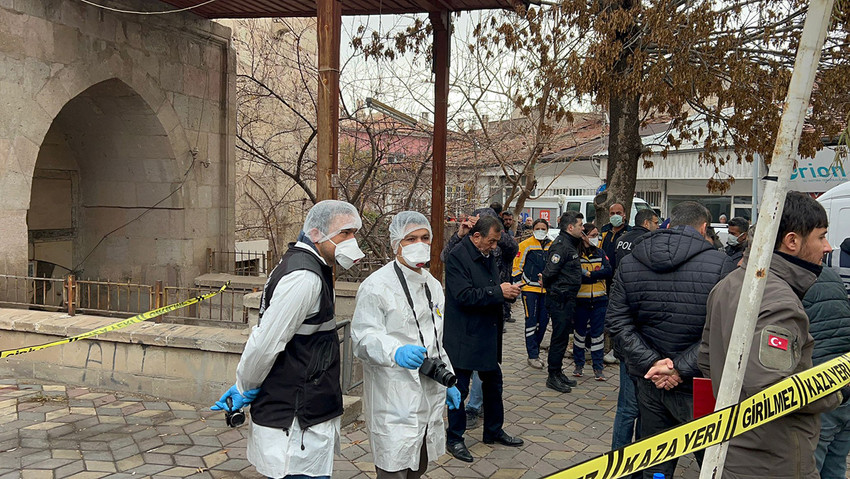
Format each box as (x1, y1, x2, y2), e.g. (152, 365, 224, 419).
(236, 241, 340, 478)
(351, 258, 451, 472)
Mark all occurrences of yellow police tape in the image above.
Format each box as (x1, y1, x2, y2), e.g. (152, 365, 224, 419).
(546, 352, 850, 479)
(0, 282, 229, 359)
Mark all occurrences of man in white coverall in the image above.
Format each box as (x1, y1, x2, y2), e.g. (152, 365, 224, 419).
(352, 211, 462, 479)
(212, 200, 364, 479)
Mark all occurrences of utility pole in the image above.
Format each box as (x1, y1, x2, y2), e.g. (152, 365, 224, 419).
(698, 1, 835, 477)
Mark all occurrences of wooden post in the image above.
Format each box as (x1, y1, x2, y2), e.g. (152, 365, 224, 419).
(153, 280, 163, 323)
(699, 1, 835, 477)
(316, 0, 341, 201)
(429, 10, 450, 281)
(65, 275, 76, 317)
(266, 249, 274, 275)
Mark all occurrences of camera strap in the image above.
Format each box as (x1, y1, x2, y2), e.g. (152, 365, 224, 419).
(393, 261, 443, 359)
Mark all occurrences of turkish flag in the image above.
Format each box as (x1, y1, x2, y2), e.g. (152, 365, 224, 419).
(768, 335, 789, 351)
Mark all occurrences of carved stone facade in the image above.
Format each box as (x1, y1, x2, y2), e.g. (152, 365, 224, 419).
(0, 0, 236, 285)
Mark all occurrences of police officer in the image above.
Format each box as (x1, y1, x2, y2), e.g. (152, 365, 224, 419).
(541, 210, 583, 393)
(614, 209, 659, 266)
(212, 200, 363, 479)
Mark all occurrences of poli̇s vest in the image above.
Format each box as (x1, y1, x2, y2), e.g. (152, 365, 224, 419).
(249, 244, 343, 430)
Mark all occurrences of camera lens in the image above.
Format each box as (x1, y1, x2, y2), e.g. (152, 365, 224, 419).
(226, 410, 246, 428)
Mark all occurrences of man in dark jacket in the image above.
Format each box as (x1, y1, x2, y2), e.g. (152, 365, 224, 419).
(600, 202, 631, 273)
(541, 210, 583, 393)
(443, 216, 523, 463)
(700, 192, 844, 479)
(607, 201, 735, 478)
(828, 237, 850, 298)
(804, 266, 850, 479)
(614, 209, 659, 266)
(724, 216, 749, 263)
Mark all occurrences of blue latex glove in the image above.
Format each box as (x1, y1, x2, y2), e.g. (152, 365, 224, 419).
(210, 385, 261, 411)
(394, 345, 427, 369)
(446, 386, 461, 410)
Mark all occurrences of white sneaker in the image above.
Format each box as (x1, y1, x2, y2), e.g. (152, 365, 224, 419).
(603, 351, 619, 364)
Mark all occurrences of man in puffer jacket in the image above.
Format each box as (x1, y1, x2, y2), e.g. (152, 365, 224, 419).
(804, 266, 850, 479)
(607, 201, 735, 478)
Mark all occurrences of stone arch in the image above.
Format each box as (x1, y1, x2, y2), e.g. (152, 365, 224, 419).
(29, 77, 190, 283)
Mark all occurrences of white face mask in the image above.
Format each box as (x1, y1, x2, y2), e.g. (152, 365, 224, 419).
(331, 237, 365, 270)
(533, 230, 548, 241)
(588, 237, 599, 247)
(400, 242, 431, 268)
(727, 234, 741, 247)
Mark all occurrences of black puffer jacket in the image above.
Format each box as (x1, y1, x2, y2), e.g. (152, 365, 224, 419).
(606, 225, 736, 386)
(803, 266, 850, 365)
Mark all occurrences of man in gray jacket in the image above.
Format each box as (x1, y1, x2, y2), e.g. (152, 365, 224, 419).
(700, 192, 847, 479)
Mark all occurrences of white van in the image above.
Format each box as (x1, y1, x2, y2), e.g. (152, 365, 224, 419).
(520, 194, 653, 227)
(817, 182, 850, 249)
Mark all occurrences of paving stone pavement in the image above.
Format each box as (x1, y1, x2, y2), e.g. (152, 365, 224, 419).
(1, 302, 703, 479)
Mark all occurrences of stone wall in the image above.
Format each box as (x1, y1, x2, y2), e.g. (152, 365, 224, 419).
(0, 0, 236, 285)
(0, 309, 242, 404)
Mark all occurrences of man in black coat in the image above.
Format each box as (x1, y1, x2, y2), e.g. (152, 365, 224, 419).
(443, 216, 524, 462)
(614, 209, 659, 266)
(541, 210, 584, 393)
(606, 201, 735, 478)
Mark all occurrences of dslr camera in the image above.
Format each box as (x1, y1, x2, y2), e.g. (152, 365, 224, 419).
(224, 396, 246, 428)
(419, 357, 457, 387)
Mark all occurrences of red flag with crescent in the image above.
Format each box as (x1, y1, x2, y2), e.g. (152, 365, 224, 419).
(768, 334, 788, 350)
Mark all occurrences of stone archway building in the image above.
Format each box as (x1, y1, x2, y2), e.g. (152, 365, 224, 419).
(0, 0, 235, 286)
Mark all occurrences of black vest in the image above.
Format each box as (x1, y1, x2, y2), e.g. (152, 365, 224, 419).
(250, 244, 343, 429)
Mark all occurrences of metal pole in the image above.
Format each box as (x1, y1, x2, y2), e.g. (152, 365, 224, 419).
(699, 1, 834, 478)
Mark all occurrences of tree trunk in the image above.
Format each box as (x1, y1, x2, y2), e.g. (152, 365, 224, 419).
(594, 0, 642, 228)
(595, 93, 642, 228)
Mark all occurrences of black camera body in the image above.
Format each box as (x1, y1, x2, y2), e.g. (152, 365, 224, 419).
(419, 357, 457, 387)
(224, 397, 246, 428)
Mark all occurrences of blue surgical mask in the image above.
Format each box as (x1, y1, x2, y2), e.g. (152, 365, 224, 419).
(609, 214, 624, 228)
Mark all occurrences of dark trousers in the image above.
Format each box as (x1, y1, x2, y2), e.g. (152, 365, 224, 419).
(522, 291, 549, 359)
(546, 296, 576, 374)
(635, 379, 703, 478)
(573, 299, 607, 371)
(446, 367, 504, 444)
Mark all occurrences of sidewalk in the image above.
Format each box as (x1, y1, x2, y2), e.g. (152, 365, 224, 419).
(1, 303, 701, 479)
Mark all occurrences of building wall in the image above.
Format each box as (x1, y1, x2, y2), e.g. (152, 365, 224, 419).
(0, 0, 236, 285)
(220, 18, 318, 256)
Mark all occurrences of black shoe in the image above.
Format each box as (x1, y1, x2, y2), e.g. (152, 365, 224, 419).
(447, 441, 473, 462)
(558, 372, 578, 387)
(465, 410, 479, 429)
(483, 431, 524, 447)
(546, 374, 572, 393)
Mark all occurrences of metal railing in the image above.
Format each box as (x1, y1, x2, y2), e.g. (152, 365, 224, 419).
(0, 274, 247, 326)
(162, 285, 247, 325)
(0, 274, 67, 311)
(207, 249, 274, 276)
(336, 319, 362, 394)
(75, 279, 154, 317)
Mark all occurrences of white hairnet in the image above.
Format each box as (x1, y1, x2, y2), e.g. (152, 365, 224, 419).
(389, 211, 432, 252)
(303, 200, 362, 242)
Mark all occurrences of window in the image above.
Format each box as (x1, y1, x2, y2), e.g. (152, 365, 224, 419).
(566, 201, 581, 212)
(386, 153, 406, 164)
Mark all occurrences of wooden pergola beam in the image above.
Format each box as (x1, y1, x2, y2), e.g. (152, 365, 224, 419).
(429, 10, 449, 279)
(316, 0, 342, 201)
